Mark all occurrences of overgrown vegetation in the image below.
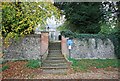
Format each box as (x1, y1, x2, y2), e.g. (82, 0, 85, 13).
(55, 2, 119, 35)
(0, 65, 9, 72)
(68, 58, 120, 72)
(2, 2, 60, 47)
(55, 2, 120, 57)
(54, 2, 102, 34)
(61, 30, 106, 38)
(26, 59, 41, 69)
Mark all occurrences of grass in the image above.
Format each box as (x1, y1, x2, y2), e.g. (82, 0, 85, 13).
(68, 58, 120, 72)
(26, 59, 41, 69)
(2, 60, 8, 64)
(0, 65, 9, 72)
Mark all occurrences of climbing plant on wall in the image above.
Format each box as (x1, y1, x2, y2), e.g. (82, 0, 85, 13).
(2, 2, 60, 47)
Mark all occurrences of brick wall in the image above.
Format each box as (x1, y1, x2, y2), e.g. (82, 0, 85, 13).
(61, 36, 69, 58)
(40, 31, 49, 60)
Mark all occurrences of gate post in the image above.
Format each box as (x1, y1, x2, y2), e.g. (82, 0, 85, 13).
(61, 36, 69, 58)
(40, 31, 49, 61)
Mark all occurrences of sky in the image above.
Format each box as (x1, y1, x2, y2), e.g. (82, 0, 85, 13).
(35, 15, 65, 32)
(46, 15, 65, 29)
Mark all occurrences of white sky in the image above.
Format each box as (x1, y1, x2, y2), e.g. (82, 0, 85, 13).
(46, 15, 65, 29)
(35, 15, 65, 32)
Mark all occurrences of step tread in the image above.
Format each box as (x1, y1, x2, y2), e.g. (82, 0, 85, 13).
(42, 63, 68, 66)
(42, 69, 67, 74)
(41, 67, 68, 69)
(43, 61, 66, 64)
(48, 53, 62, 54)
(48, 57, 65, 59)
(43, 62, 67, 65)
(47, 55, 63, 56)
(46, 57, 65, 60)
(49, 50, 61, 51)
(47, 55, 63, 57)
(42, 65, 68, 67)
(44, 59, 66, 61)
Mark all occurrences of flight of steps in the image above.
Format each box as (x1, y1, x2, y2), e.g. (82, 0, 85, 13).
(41, 42, 68, 74)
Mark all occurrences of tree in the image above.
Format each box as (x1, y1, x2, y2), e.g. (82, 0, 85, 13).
(2, 2, 60, 47)
(116, 1, 120, 30)
(100, 2, 118, 34)
(54, 2, 103, 34)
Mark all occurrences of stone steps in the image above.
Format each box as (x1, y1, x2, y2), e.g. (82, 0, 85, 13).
(49, 50, 61, 54)
(46, 57, 65, 60)
(44, 59, 66, 63)
(41, 66, 67, 69)
(47, 53, 63, 57)
(47, 54, 63, 57)
(49, 42, 61, 50)
(49, 46, 61, 50)
(43, 63, 67, 67)
(41, 42, 68, 74)
(42, 69, 67, 74)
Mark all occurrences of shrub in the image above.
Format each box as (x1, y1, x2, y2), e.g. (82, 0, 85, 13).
(0, 65, 9, 72)
(26, 59, 41, 69)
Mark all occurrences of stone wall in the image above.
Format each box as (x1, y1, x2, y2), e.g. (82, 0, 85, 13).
(61, 36, 116, 59)
(3, 32, 49, 60)
(3, 34, 42, 60)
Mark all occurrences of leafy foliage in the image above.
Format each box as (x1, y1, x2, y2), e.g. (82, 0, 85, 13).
(0, 65, 9, 72)
(59, 2, 120, 58)
(117, 2, 120, 26)
(116, 2, 120, 34)
(61, 30, 106, 39)
(54, 2, 103, 34)
(100, 23, 118, 34)
(115, 1, 120, 58)
(98, 1, 120, 57)
(2, 2, 60, 47)
(99, 2, 119, 34)
(26, 59, 41, 69)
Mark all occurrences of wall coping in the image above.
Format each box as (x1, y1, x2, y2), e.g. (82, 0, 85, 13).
(25, 34, 41, 37)
(41, 31, 49, 33)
